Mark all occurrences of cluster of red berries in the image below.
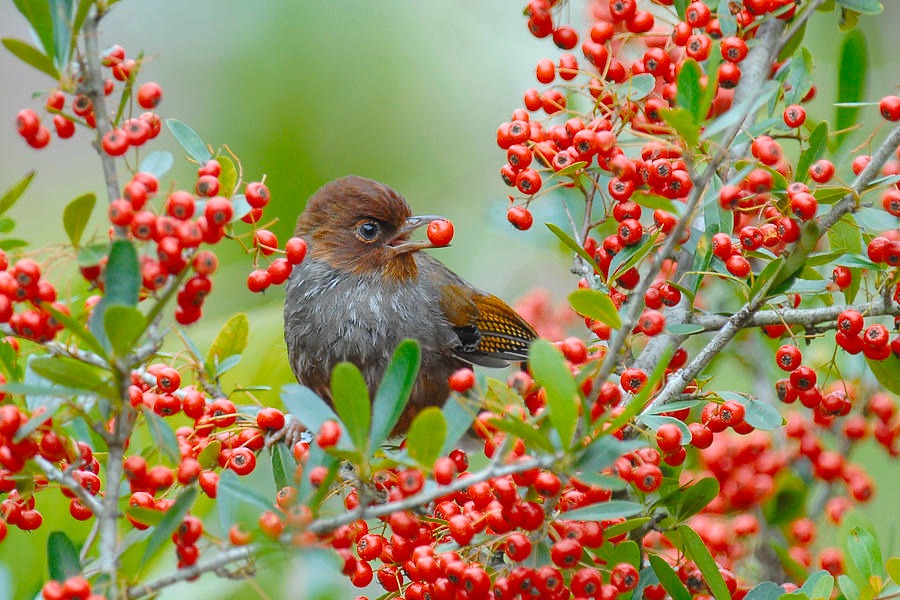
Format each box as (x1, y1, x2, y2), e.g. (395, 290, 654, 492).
(0, 399, 101, 541)
(41, 576, 103, 600)
(0, 252, 69, 342)
(14, 45, 162, 152)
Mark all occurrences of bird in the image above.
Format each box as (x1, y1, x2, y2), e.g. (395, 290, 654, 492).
(283, 175, 538, 434)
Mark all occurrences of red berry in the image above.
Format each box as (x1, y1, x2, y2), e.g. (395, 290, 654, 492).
(317, 420, 341, 448)
(254, 229, 278, 256)
(426, 219, 454, 247)
(15, 109, 40, 138)
(783, 104, 806, 128)
(102, 128, 129, 156)
(246, 269, 271, 293)
(879, 95, 900, 121)
(775, 345, 803, 371)
(507, 206, 534, 230)
(245, 181, 270, 208)
(448, 368, 475, 393)
(136, 82, 162, 109)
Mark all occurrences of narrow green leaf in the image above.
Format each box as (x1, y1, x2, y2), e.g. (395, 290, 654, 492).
(281, 384, 340, 437)
(218, 154, 238, 197)
(370, 339, 420, 446)
(744, 398, 784, 430)
(569, 289, 622, 328)
(440, 395, 477, 456)
(0, 563, 12, 600)
(828, 214, 862, 256)
(407, 407, 447, 467)
(141, 407, 180, 462)
(546, 222, 599, 272)
(676, 59, 703, 122)
(633, 193, 680, 214)
(142, 487, 197, 564)
(638, 415, 691, 446)
(29, 356, 109, 393)
(836, 0, 883, 14)
(331, 362, 371, 452)
(489, 416, 556, 454)
(604, 517, 651, 539)
(796, 571, 834, 600)
(763, 471, 808, 525)
(679, 524, 732, 600)
(702, 80, 779, 140)
(665, 323, 705, 335)
(166, 118, 212, 164)
(677, 477, 720, 521)
(650, 554, 693, 600)
(271, 443, 295, 492)
(44, 303, 108, 360)
(0, 170, 35, 216)
(784, 47, 814, 106)
(198, 440, 221, 469)
(835, 255, 879, 269)
(623, 73, 656, 101)
(1, 38, 59, 79)
(217, 469, 273, 512)
(865, 352, 900, 394)
(71, 0, 93, 53)
(529, 339, 578, 450)
(560, 500, 643, 521)
(11, 0, 55, 60)
(47, 531, 81, 582)
(576, 437, 647, 473)
(139, 151, 174, 179)
(796, 121, 829, 183)
(89, 240, 141, 347)
(206, 313, 249, 373)
(610, 232, 659, 280)
(835, 30, 868, 148)
(770, 220, 821, 294)
(49, 0, 73, 68)
(62, 193, 96, 248)
(848, 527, 885, 581)
(104, 306, 145, 358)
(661, 108, 700, 148)
(125, 505, 165, 529)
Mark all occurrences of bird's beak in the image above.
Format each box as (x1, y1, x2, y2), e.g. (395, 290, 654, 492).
(389, 214, 445, 254)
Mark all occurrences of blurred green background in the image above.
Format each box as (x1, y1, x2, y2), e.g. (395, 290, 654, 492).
(1, 1, 900, 598)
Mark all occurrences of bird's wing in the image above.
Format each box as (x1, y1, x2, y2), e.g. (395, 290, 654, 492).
(420, 254, 537, 367)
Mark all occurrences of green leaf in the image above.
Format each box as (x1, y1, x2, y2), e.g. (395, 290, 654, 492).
(29, 356, 109, 393)
(11, 0, 55, 60)
(638, 415, 691, 445)
(62, 193, 96, 248)
(743, 582, 786, 600)
(744, 398, 785, 430)
(610, 232, 659, 280)
(784, 47, 814, 106)
(848, 527, 885, 581)
(828, 214, 862, 256)
(838, 574, 861, 600)
(887, 557, 900, 585)
(763, 471, 808, 525)
(281, 384, 340, 436)
(559, 500, 643, 521)
(665, 323, 705, 335)
(529, 339, 578, 450)
(835, 255, 879, 269)
(370, 339, 421, 447)
(1, 38, 59, 79)
(47, 531, 81, 582)
(407, 407, 447, 467)
(676, 59, 703, 122)
(218, 154, 238, 197)
(865, 353, 900, 395)
(661, 108, 700, 148)
(206, 313, 249, 373)
(835, 29, 868, 148)
(440, 395, 477, 456)
(679, 524, 732, 600)
(141, 407, 181, 462)
(0, 170, 35, 216)
(489, 416, 556, 454)
(271, 443, 295, 493)
(331, 362, 371, 452)
(717, 0, 737, 36)
(89, 240, 141, 347)
(44, 302, 108, 360)
(49, 0, 73, 68)
(142, 487, 197, 564)
(836, 0, 883, 14)
(104, 306, 146, 358)
(603, 517, 651, 539)
(770, 220, 821, 295)
(623, 73, 656, 101)
(576, 437, 647, 473)
(650, 554, 693, 600)
(797, 570, 835, 600)
(546, 223, 599, 272)
(796, 121, 829, 183)
(166, 118, 212, 164)
(139, 151, 174, 179)
(633, 193, 681, 214)
(677, 477, 719, 520)
(569, 289, 621, 328)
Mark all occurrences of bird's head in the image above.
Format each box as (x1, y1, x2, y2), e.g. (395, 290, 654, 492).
(294, 176, 445, 280)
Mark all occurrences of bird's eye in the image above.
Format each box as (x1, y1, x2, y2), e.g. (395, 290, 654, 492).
(357, 221, 380, 242)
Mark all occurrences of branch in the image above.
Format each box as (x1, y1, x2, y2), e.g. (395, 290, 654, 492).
(691, 296, 900, 331)
(34, 456, 104, 515)
(126, 545, 256, 599)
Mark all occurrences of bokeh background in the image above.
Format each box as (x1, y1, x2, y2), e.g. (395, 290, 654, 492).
(1, 1, 899, 598)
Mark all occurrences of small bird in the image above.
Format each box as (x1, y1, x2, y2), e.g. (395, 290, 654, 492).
(283, 175, 537, 434)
